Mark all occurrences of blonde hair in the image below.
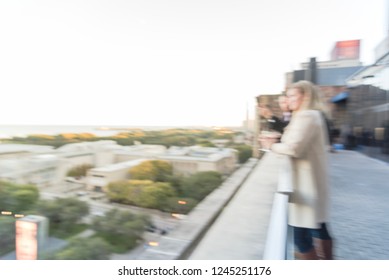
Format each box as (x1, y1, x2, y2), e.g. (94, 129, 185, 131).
(288, 80, 325, 112)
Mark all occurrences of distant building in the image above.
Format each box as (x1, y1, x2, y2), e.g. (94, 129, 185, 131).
(331, 40, 361, 61)
(86, 158, 147, 192)
(2, 215, 67, 260)
(0, 141, 239, 191)
(0, 153, 59, 188)
(0, 141, 120, 188)
(115, 144, 238, 177)
(0, 144, 59, 187)
(159, 146, 238, 176)
(253, 94, 282, 157)
(55, 140, 122, 188)
(114, 144, 167, 162)
(346, 34, 389, 152)
(285, 40, 364, 130)
(15, 215, 49, 260)
(0, 144, 54, 160)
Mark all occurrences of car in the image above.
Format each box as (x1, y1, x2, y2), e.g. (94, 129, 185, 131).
(145, 224, 158, 233)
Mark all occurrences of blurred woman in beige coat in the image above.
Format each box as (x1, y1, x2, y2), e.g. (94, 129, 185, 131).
(260, 80, 333, 260)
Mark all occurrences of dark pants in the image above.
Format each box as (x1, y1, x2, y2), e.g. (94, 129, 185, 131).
(293, 223, 332, 253)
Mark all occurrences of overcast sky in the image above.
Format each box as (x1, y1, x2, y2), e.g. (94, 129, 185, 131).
(0, 0, 387, 127)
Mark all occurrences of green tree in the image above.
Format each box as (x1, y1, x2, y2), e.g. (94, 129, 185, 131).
(92, 209, 150, 252)
(6, 128, 245, 149)
(76, 133, 96, 140)
(129, 160, 173, 182)
(0, 181, 39, 213)
(197, 140, 217, 147)
(231, 144, 252, 163)
(12, 188, 39, 212)
(67, 164, 94, 178)
(181, 171, 223, 201)
(107, 180, 177, 210)
(0, 217, 16, 255)
(165, 174, 184, 196)
(36, 197, 89, 235)
(163, 135, 196, 146)
(53, 237, 111, 260)
(106, 180, 131, 204)
(137, 182, 177, 209)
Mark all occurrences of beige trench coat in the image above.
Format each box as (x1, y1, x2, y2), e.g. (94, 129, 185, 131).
(271, 110, 330, 229)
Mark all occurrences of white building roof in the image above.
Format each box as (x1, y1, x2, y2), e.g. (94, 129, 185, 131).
(0, 154, 59, 178)
(118, 144, 166, 153)
(0, 144, 54, 155)
(160, 146, 236, 162)
(90, 158, 147, 173)
(57, 140, 119, 153)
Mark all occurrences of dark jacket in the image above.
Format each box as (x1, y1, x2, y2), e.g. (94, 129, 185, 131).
(267, 116, 288, 134)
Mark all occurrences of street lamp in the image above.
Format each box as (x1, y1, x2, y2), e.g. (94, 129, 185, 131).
(177, 200, 187, 205)
(1, 210, 25, 218)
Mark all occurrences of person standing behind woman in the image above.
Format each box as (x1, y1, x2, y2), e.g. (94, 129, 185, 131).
(258, 104, 287, 134)
(278, 94, 292, 126)
(260, 80, 333, 260)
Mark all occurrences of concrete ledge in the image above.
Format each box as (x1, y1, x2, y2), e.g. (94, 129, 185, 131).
(137, 158, 258, 260)
(189, 152, 280, 259)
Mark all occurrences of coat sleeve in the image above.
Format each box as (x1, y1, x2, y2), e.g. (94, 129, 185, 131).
(269, 116, 287, 134)
(271, 111, 317, 158)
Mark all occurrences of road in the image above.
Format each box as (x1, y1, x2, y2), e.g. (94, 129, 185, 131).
(40, 190, 179, 234)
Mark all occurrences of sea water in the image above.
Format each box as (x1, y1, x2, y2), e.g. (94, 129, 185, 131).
(0, 125, 214, 138)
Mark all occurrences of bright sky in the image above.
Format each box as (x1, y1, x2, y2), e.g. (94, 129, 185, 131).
(0, 0, 387, 127)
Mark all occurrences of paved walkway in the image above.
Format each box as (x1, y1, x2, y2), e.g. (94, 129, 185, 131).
(329, 150, 389, 259)
(189, 150, 389, 260)
(358, 145, 389, 164)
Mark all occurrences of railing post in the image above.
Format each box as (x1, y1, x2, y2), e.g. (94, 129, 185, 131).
(262, 192, 289, 260)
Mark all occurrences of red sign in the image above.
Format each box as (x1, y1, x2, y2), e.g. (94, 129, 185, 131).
(331, 40, 360, 60)
(15, 220, 38, 260)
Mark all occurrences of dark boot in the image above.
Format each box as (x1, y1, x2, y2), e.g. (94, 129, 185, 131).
(294, 248, 318, 260)
(313, 238, 333, 260)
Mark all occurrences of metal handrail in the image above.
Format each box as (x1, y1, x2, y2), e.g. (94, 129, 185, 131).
(262, 192, 289, 260)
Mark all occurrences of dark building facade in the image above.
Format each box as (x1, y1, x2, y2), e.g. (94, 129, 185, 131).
(346, 35, 389, 153)
(286, 47, 364, 132)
